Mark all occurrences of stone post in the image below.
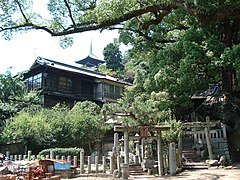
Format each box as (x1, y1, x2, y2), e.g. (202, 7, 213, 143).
(27, 150, 32, 160)
(6, 151, 10, 160)
(19, 155, 22, 161)
(73, 156, 78, 167)
(80, 151, 84, 174)
(169, 142, 176, 176)
(141, 138, 145, 163)
(178, 131, 183, 165)
(110, 155, 114, 174)
(135, 140, 140, 164)
(204, 127, 213, 160)
(157, 131, 164, 176)
(221, 123, 227, 139)
(114, 133, 119, 150)
(117, 155, 121, 172)
(95, 156, 99, 174)
(87, 156, 91, 173)
(120, 136, 124, 152)
(67, 155, 71, 162)
(123, 130, 129, 178)
(124, 130, 129, 164)
(121, 163, 129, 180)
(102, 156, 106, 173)
(61, 156, 65, 160)
(23, 155, 27, 160)
(14, 155, 18, 161)
(50, 150, 54, 159)
(55, 155, 59, 160)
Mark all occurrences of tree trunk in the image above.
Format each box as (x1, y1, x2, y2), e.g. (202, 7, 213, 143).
(221, 65, 238, 95)
(221, 19, 239, 95)
(88, 142, 92, 154)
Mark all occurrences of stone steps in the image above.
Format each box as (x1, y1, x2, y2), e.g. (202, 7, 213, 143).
(182, 137, 201, 164)
(129, 163, 147, 175)
(182, 162, 208, 170)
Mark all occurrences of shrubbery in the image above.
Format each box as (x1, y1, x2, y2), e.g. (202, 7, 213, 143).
(38, 147, 83, 158)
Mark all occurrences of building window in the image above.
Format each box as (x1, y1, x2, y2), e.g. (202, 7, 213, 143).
(104, 83, 122, 99)
(58, 76, 72, 92)
(26, 73, 42, 90)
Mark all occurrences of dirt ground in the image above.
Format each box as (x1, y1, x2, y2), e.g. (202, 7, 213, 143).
(62, 167, 240, 180)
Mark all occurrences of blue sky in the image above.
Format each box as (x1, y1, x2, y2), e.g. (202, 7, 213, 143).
(0, 29, 120, 75)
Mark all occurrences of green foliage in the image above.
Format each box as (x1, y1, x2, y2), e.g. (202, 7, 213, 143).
(69, 101, 110, 149)
(0, 70, 26, 102)
(0, 70, 39, 124)
(59, 36, 74, 49)
(100, 41, 129, 79)
(98, 63, 114, 76)
(38, 147, 82, 158)
(161, 119, 182, 145)
(1, 107, 52, 152)
(1, 101, 109, 153)
(1, 0, 240, 126)
(103, 42, 124, 71)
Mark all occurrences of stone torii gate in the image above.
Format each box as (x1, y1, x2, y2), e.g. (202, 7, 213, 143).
(114, 125, 170, 178)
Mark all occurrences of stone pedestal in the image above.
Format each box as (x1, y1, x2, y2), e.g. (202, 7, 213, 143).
(121, 163, 129, 180)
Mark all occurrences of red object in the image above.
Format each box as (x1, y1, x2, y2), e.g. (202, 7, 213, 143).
(33, 166, 45, 177)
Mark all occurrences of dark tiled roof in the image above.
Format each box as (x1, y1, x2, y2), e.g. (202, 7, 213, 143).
(30, 57, 130, 85)
(75, 54, 105, 67)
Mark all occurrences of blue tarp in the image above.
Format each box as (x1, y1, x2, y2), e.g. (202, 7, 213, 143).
(53, 161, 71, 170)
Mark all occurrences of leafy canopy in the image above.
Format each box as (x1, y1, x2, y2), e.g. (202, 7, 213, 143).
(1, 0, 240, 120)
(1, 0, 240, 38)
(0, 70, 39, 123)
(1, 101, 110, 153)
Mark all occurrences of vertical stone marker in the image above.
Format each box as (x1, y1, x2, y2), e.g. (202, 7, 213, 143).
(95, 156, 99, 174)
(50, 150, 54, 159)
(157, 131, 164, 176)
(102, 156, 106, 173)
(28, 150, 32, 161)
(80, 151, 84, 174)
(87, 156, 91, 174)
(204, 127, 213, 160)
(73, 156, 78, 167)
(169, 142, 176, 176)
(124, 131, 129, 164)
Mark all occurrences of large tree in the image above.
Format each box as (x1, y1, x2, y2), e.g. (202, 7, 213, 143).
(1, 0, 239, 96)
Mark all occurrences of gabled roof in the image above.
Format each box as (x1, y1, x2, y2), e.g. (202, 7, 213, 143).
(75, 54, 105, 67)
(30, 57, 129, 85)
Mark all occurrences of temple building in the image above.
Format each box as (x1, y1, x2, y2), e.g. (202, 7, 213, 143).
(23, 56, 129, 107)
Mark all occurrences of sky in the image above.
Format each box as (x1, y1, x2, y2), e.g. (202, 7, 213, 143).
(0, 29, 120, 75)
(0, 1, 130, 75)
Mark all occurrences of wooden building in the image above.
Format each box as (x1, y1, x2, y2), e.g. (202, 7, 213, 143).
(23, 57, 129, 107)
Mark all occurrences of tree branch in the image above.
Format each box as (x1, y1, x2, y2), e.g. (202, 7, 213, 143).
(63, 0, 76, 28)
(14, 0, 29, 23)
(1, 3, 178, 36)
(2, 1, 240, 37)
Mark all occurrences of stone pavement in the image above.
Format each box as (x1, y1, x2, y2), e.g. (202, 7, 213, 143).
(62, 167, 240, 180)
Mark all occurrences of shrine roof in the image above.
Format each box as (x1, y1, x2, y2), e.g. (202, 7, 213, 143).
(75, 54, 105, 67)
